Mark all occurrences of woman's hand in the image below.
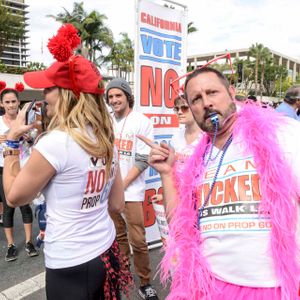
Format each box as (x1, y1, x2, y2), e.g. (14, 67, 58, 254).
(0, 134, 7, 143)
(6, 103, 39, 141)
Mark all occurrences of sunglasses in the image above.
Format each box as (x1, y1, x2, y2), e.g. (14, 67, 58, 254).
(173, 105, 189, 113)
(171, 53, 234, 100)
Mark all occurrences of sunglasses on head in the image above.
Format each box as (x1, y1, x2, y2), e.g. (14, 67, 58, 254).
(173, 105, 189, 113)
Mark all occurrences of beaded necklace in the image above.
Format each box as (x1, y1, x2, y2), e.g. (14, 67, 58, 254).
(196, 112, 234, 228)
(116, 109, 131, 160)
(203, 113, 222, 165)
(197, 133, 233, 228)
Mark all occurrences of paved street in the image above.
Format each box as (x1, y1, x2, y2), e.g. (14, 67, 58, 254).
(0, 206, 169, 299)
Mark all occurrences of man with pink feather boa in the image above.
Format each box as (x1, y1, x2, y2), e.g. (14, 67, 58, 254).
(139, 67, 300, 300)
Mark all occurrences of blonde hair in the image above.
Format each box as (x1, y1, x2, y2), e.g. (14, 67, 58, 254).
(47, 85, 114, 179)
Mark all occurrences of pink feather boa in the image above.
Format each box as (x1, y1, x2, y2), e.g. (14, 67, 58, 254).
(160, 102, 300, 300)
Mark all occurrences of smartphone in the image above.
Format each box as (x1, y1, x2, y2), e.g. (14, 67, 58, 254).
(25, 100, 37, 125)
(40, 101, 48, 131)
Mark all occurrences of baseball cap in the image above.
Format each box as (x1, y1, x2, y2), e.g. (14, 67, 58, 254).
(105, 78, 132, 99)
(24, 55, 104, 96)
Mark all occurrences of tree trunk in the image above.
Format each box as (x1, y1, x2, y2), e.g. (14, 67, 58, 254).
(255, 59, 258, 97)
(260, 64, 265, 99)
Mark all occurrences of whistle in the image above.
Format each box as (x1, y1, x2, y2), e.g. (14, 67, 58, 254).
(210, 113, 219, 125)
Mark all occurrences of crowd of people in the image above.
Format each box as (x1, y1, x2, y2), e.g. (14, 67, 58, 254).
(0, 23, 299, 300)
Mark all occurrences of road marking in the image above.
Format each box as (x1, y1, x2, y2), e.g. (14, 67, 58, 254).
(0, 271, 45, 300)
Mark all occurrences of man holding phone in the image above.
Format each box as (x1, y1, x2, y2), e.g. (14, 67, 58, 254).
(0, 82, 38, 261)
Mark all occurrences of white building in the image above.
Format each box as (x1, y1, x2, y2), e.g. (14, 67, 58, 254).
(187, 48, 300, 82)
(1, 0, 29, 67)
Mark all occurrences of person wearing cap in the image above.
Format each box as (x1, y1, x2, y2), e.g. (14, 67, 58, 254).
(0, 81, 39, 261)
(138, 67, 300, 299)
(106, 78, 159, 300)
(276, 85, 300, 121)
(2, 24, 132, 300)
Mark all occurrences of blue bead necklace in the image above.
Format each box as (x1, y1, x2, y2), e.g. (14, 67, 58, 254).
(203, 114, 223, 166)
(196, 118, 233, 229)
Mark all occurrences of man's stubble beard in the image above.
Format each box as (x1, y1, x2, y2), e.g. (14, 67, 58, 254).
(195, 102, 237, 133)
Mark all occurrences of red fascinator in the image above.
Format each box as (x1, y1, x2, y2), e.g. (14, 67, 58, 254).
(23, 24, 104, 98)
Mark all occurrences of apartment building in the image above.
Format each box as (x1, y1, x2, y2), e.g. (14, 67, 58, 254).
(0, 0, 29, 67)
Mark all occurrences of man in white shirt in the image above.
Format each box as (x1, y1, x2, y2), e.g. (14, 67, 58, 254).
(106, 78, 159, 300)
(139, 68, 300, 300)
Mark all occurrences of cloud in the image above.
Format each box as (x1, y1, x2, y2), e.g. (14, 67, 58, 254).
(26, 0, 300, 67)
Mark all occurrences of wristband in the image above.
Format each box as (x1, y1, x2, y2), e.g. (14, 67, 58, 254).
(5, 140, 20, 149)
(3, 149, 20, 158)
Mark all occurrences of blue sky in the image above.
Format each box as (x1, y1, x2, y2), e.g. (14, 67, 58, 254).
(26, 0, 300, 68)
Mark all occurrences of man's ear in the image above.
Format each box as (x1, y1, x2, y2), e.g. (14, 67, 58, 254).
(228, 85, 236, 100)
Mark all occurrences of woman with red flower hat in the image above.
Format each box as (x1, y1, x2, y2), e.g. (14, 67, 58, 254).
(0, 81, 39, 262)
(2, 24, 132, 300)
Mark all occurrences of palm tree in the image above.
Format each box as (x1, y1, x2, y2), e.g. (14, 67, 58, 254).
(264, 64, 288, 96)
(232, 58, 255, 94)
(119, 33, 134, 78)
(48, 2, 86, 28)
(259, 50, 272, 98)
(104, 33, 134, 80)
(187, 22, 197, 34)
(48, 2, 113, 67)
(80, 10, 113, 63)
(249, 43, 270, 97)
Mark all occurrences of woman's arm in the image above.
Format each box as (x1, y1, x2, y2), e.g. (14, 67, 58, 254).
(4, 149, 56, 207)
(108, 166, 125, 213)
(3, 103, 56, 207)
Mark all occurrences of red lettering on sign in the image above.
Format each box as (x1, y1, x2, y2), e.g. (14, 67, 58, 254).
(141, 66, 162, 106)
(164, 69, 179, 108)
(140, 66, 179, 108)
(143, 189, 156, 227)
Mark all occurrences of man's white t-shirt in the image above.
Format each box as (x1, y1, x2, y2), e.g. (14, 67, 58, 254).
(112, 111, 153, 202)
(35, 130, 117, 269)
(197, 118, 300, 287)
(170, 126, 202, 172)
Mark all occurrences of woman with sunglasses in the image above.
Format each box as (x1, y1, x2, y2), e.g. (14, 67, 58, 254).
(170, 96, 202, 172)
(151, 96, 202, 210)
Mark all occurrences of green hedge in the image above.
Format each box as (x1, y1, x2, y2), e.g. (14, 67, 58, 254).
(0, 62, 46, 74)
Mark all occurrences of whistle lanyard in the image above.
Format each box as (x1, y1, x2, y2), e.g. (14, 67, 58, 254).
(196, 134, 233, 229)
(116, 111, 131, 160)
